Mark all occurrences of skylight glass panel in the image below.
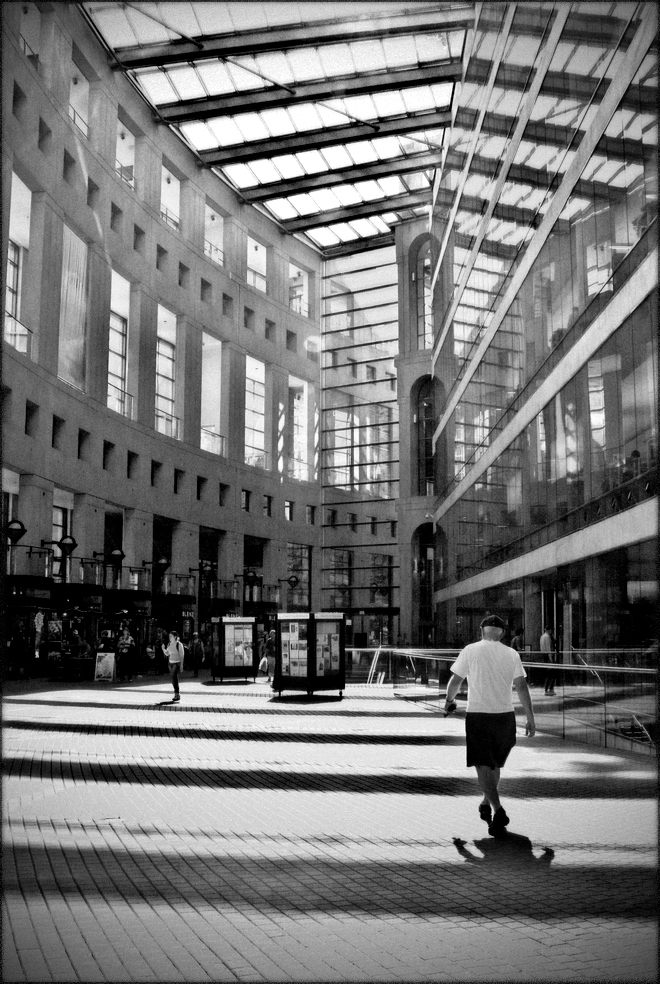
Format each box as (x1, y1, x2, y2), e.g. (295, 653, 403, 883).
(319, 43, 356, 77)
(90, 6, 138, 47)
(286, 46, 324, 81)
(346, 39, 383, 74)
(374, 136, 406, 159)
(208, 117, 243, 145)
(249, 159, 282, 184)
(379, 176, 406, 196)
(223, 59, 267, 91)
(384, 35, 420, 67)
(180, 122, 216, 150)
(371, 216, 391, 233)
(309, 188, 342, 211)
(331, 185, 363, 207)
(429, 82, 454, 106)
(323, 146, 354, 169)
(330, 223, 360, 242)
(297, 150, 330, 174)
(271, 154, 305, 179)
(382, 213, 399, 223)
(224, 163, 259, 188)
(402, 88, 436, 114)
(122, 5, 172, 44)
(307, 227, 340, 247)
(136, 71, 177, 105)
(351, 218, 380, 237)
(354, 180, 385, 201)
(415, 32, 450, 61)
(448, 31, 465, 59)
(255, 108, 294, 138)
(234, 112, 271, 142)
(252, 51, 294, 87)
(372, 90, 406, 117)
(347, 141, 379, 165)
(289, 103, 324, 131)
(288, 193, 320, 215)
(266, 199, 299, 220)
(166, 66, 206, 100)
(196, 60, 237, 95)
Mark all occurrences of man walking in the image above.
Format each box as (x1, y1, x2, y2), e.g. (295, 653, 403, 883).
(443, 614, 535, 836)
(540, 625, 557, 695)
(162, 629, 184, 702)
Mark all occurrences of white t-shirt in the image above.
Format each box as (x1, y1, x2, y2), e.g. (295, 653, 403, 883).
(451, 639, 526, 713)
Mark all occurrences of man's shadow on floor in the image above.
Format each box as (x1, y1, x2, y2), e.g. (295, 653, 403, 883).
(453, 833, 554, 866)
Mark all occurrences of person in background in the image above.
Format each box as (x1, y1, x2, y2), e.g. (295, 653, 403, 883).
(116, 625, 135, 682)
(190, 631, 204, 678)
(265, 629, 276, 682)
(162, 629, 184, 702)
(444, 614, 536, 837)
(539, 625, 557, 696)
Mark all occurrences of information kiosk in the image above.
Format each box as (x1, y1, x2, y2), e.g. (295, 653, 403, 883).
(214, 616, 258, 682)
(274, 612, 345, 697)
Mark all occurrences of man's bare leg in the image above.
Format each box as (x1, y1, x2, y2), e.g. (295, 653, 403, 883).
(475, 765, 501, 811)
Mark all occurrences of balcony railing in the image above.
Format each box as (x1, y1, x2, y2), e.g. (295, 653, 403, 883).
(202, 579, 241, 602)
(155, 409, 180, 439)
(20, 35, 39, 69)
(245, 450, 269, 470)
(285, 457, 310, 481)
(68, 104, 89, 137)
(289, 293, 309, 317)
(247, 268, 267, 292)
(4, 313, 32, 358)
(115, 161, 135, 188)
(6, 545, 51, 577)
(160, 206, 180, 230)
(107, 383, 134, 419)
(200, 427, 226, 456)
(156, 573, 196, 597)
(204, 240, 224, 265)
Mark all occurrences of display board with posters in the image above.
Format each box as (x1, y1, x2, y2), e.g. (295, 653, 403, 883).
(215, 617, 257, 682)
(94, 651, 116, 682)
(274, 613, 345, 698)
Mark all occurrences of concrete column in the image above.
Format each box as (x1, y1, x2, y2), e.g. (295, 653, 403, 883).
(135, 290, 157, 427)
(86, 247, 112, 405)
(270, 365, 288, 476)
(36, 203, 63, 375)
(219, 533, 242, 583)
(15, 475, 53, 575)
(171, 520, 198, 578)
(72, 493, 105, 560)
(180, 316, 202, 447)
(224, 342, 246, 462)
(123, 508, 153, 572)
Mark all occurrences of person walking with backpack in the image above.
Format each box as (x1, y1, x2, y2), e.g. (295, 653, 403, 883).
(162, 629, 184, 702)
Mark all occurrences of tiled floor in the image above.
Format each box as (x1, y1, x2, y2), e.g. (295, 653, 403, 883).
(3, 673, 657, 981)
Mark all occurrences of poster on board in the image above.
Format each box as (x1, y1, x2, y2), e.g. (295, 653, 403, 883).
(95, 651, 115, 682)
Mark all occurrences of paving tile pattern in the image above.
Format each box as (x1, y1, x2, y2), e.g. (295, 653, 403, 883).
(2, 676, 657, 982)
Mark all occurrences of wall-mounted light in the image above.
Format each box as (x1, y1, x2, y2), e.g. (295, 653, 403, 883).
(6, 519, 27, 545)
(119, 131, 126, 141)
(42, 535, 78, 556)
(72, 75, 79, 86)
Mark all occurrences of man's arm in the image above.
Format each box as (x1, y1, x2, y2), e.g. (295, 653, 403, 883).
(444, 672, 464, 711)
(513, 675, 536, 736)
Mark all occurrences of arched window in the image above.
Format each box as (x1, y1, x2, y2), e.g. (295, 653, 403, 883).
(416, 240, 433, 350)
(417, 377, 436, 496)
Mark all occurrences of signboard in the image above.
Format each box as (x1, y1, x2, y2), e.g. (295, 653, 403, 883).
(94, 651, 116, 682)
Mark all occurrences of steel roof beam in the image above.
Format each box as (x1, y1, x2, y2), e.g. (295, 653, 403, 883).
(281, 191, 433, 232)
(111, 6, 474, 69)
(158, 61, 461, 123)
(238, 151, 440, 202)
(198, 110, 452, 166)
(319, 233, 396, 259)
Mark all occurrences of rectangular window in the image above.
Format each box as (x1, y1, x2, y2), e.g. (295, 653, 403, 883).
(201, 333, 224, 455)
(58, 224, 88, 390)
(241, 489, 250, 512)
(288, 263, 309, 317)
(286, 543, 311, 610)
(160, 165, 180, 229)
(288, 376, 308, 480)
(51, 499, 72, 581)
(284, 500, 293, 521)
(348, 513, 357, 532)
(115, 119, 135, 187)
(306, 505, 315, 525)
(245, 355, 266, 468)
(6, 174, 32, 355)
(247, 235, 267, 292)
(204, 204, 224, 265)
(108, 270, 132, 418)
(69, 72, 89, 137)
(155, 304, 178, 438)
(263, 495, 272, 517)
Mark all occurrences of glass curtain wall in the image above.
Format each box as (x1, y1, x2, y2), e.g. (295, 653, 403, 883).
(321, 246, 400, 642)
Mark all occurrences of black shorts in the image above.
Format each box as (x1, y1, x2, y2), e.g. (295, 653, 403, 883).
(465, 711, 516, 769)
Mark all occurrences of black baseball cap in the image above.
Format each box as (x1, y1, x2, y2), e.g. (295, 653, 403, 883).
(480, 614, 506, 630)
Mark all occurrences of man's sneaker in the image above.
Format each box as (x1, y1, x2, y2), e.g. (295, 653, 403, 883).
(172, 695, 180, 702)
(488, 807, 509, 837)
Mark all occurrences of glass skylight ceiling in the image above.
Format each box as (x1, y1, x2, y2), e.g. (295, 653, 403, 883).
(81, 1, 469, 253)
